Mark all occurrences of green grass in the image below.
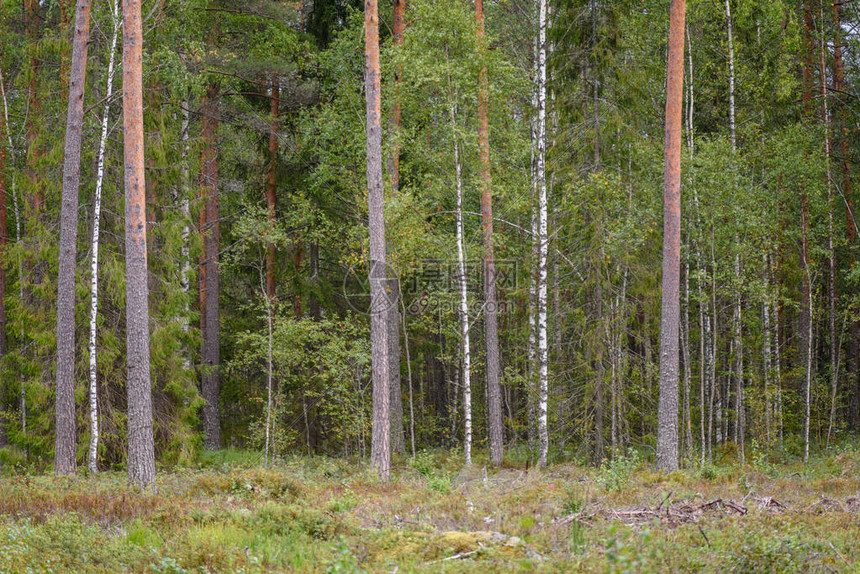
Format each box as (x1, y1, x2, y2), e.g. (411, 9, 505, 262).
(0, 446, 858, 572)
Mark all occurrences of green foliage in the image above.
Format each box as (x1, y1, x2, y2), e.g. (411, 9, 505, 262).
(596, 449, 640, 493)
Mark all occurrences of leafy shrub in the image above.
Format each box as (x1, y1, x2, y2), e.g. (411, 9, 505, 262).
(597, 450, 640, 492)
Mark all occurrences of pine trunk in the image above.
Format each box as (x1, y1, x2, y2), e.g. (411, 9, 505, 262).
(201, 81, 221, 450)
(656, 0, 686, 473)
(55, 0, 94, 476)
(123, 0, 156, 488)
(475, 0, 504, 466)
(364, 0, 391, 481)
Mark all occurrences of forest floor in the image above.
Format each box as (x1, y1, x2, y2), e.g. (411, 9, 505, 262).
(0, 445, 859, 572)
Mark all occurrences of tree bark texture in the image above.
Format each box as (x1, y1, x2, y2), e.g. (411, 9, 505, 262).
(364, 0, 391, 481)
(87, 0, 120, 473)
(475, 0, 504, 466)
(55, 0, 93, 476)
(123, 0, 156, 488)
(535, 0, 549, 469)
(201, 81, 221, 450)
(656, 0, 685, 473)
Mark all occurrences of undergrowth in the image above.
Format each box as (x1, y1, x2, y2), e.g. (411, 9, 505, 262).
(0, 443, 857, 572)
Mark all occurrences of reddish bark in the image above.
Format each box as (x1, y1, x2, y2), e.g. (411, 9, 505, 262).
(656, 0, 686, 473)
(365, 0, 391, 481)
(201, 81, 221, 450)
(123, 0, 156, 488)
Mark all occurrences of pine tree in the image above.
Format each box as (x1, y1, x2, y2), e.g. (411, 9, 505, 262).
(656, 0, 686, 473)
(365, 0, 391, 481)
(123, 0, 156, 488)
(55, 0, 94, 476)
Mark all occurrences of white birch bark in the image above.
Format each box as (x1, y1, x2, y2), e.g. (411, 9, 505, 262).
(86, 0, 120, 473)
(725, 0, 736, 150)
(535, 0, 549, 468)
(179, 97, 191, 370)
(527, 29, 538, 456)
(763, 253, 772, 445)
(453, 131, 472, 466)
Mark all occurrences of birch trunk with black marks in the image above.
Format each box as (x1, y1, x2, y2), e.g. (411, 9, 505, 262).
(86, 0, 120, 473)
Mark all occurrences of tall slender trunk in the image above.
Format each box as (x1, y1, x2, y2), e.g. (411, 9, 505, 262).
(0, 88, 6, 361)
(832, 0, 859, 432)
(0, 73, 26, 441)
(364, 0, 391, 481)
(399, 285, 416, 458)
(387, 0, 406, 457)
(535, 0, 549, 468)
(123, 0, 156, 489)
(682, 261, 693, 459)
(86, 0, 120, 473)
(656, 0, 686, 473)
(25, 0, 42, 216)
(817, 7, 839, 446)
(55, 0, 94, 476)
(201, 81, 221, 450)
(763, 253, 772, 446)
(453, 127, 472, 465)
(180, 98, 191, 327)
(389, 281, 405, 454)
(773, 264, 783, 445)
(800, 0, 814, 463)
(266, 77, 278, 305)
(734, 255, 744, 461)
(475, 0, 503, 465)
(724, 0, 736, 150)
(264, 268, 274, 465)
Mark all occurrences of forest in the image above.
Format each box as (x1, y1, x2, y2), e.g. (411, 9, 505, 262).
(0, 0, 859, 571)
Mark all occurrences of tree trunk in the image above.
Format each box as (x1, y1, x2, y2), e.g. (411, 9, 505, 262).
(656, 0, 686, 473)
(475, 0, 504, 466)
(817, 8, 839, 446)
(682, 261, 693, 460)
(55, 0, 94, 476)
(364, 0, 391, 481)
(87, 0, 120, 473)
(535, 0, 549, 469)
(390, 0, 405, 192)
(389, 280, 405, 454)
(266, 77, 278, 305)
(832, 0, 859, 433)
(453, 127, 472, 466)
(123, 0, 156, 488)
(201, 81, 221, 450)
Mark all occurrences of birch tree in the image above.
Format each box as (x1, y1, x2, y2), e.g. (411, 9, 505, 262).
(86, 0, 120, 473)
(535, 0, 549, 468)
